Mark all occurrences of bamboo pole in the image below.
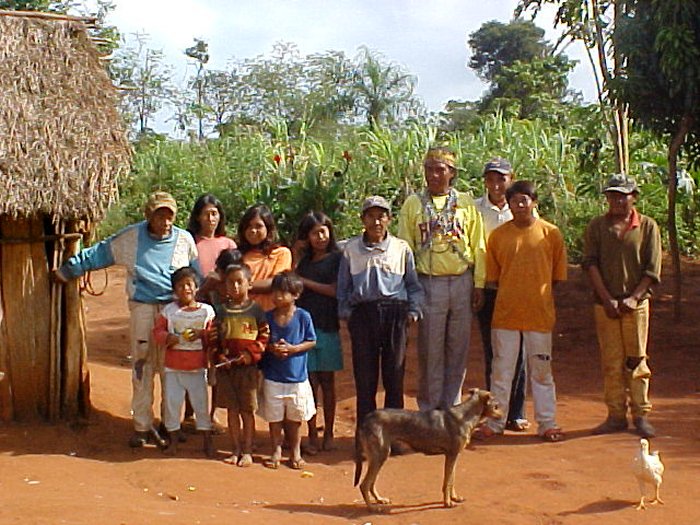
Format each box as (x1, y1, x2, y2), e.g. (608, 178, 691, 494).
(48, 219, 64, 421)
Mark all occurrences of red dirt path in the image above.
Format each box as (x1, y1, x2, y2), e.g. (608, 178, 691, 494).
(1, 262, 699, 525)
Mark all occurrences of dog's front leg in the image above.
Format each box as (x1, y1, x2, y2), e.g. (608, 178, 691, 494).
(442, 454, 463, 507)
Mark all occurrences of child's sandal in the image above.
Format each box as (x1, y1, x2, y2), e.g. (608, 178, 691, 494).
(237, 453, 253, 467)
(223, 454, 238, 465)
(263, 458, 280, 470)
(288, 458, 307, 470)
(541, 427, 564, 442)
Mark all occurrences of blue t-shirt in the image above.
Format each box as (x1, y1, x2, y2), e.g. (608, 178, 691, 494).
(260, 307, 316, 383)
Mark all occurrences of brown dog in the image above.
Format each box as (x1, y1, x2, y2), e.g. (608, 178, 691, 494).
(354, 388, 502, 511)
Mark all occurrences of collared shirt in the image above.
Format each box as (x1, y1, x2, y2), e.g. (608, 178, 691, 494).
(582, 208, 662, 303)
(474, 194, 513, 237)
(336, 233, 424, 319)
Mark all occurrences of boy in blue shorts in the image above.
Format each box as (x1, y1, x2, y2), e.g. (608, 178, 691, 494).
(259, 271, 317, 470)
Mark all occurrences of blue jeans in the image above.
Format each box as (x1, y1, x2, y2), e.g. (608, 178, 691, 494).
(477, 288, 527, 422)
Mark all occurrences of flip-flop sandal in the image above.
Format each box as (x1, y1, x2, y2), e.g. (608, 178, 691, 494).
(223, 454, 238, 465)
(541, 428, 565, 442)
(263, 458, 280, 470)
(288, 458, 307, 470)
(237, 453, 253, 467)
(506, 419, 531, 432)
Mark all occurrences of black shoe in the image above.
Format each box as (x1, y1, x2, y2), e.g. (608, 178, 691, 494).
(128, 431, 149, 448)
(633, 417, 656, 438)
(591, 417, 628, 435)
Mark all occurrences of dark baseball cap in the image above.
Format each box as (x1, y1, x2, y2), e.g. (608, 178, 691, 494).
(603, 174, 639, 194)
(483, 157, 513, 175)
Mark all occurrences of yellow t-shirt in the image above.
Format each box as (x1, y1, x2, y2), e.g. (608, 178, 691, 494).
(486, 219, 567, 332)
(397, 191, 486, 286)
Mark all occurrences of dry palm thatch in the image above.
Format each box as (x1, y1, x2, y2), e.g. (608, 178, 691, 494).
(0, 12, 131, 222)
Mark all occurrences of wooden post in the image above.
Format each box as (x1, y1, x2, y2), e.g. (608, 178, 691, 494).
(61, 219, 91, 418)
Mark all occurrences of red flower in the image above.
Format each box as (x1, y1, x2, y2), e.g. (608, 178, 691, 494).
(342, 150, 352, 162)
(273, 154, 281, 165)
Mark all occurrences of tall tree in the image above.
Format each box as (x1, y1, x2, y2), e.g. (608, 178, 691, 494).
(468, 19, 575, 121)
(184, 38, 210, 140)
(110, 33, 174, 137)
(480, 54, 576, 120)
(468, 19, 549, 81)
(351, 46, 419, 130)
(517, 0, 630, 174)
(612, 0, 700, 320)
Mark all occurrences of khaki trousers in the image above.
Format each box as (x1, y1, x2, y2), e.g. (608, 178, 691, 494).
(593, 301, 652, 419)
(129, 301, 166, 432)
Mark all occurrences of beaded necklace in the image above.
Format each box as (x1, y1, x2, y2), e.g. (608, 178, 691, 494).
(419, 188, 465, 257)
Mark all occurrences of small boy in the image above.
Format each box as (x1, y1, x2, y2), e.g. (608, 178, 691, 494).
(152, 266, 216, 457)
(479, 181, 567, 442)
(258, 271, 317, 470)
(213, 262, 270, 467)
(338, 195, 423, 453)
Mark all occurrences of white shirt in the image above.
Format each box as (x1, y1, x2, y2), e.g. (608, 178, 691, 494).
(474, 194, 513, 237)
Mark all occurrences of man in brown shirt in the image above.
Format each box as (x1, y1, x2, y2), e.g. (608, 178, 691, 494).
(582, 174, 662, 438)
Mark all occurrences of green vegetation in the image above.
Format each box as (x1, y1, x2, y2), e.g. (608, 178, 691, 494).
(11, 1, 683, 263)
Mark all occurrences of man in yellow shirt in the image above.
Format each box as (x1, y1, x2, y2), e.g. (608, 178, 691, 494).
(398, 147, 486, 411)
(479, 181, 567, 442)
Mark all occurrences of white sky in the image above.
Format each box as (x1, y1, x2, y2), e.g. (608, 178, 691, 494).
(97, 0, 597, 116)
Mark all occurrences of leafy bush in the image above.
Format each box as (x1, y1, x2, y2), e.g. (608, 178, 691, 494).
(98, 111, 700, 260)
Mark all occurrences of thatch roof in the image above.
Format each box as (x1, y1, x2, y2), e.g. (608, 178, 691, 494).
(0, 11, 131, 222)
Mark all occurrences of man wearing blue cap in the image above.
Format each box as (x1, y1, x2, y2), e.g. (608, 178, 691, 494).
(583, 174, 662, 438)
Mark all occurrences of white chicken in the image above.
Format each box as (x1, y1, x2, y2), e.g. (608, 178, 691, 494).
(633, 438, 665, 510)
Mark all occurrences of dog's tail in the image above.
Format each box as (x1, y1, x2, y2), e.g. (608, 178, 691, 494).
(353, 439, 363, 486)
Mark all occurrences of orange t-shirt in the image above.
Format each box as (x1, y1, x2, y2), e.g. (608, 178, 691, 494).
(243, 246, 292, 311)
(486, 219, 567, 332)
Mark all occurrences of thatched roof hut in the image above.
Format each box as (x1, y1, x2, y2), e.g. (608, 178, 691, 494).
(0, 10, 131, 422)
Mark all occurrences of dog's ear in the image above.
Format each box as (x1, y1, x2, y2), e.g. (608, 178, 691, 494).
(468, 387, 480, 398)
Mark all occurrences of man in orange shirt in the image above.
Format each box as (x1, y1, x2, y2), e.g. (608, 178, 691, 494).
(479, 181, 567, 442)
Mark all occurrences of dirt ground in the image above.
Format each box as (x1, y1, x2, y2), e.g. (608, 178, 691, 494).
(1, 261, 699, 525)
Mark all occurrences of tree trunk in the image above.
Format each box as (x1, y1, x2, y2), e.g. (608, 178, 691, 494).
(667, 114, 694, 321)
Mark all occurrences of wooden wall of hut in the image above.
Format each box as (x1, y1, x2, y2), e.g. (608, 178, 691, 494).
(0, 215, 89, 422)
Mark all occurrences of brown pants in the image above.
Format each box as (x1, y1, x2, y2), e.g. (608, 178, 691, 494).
(594, 300, 652, 419)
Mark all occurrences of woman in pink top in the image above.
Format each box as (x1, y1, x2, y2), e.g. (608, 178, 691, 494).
(187, 194, 237, 277)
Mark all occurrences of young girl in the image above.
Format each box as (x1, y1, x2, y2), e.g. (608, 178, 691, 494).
(237, 204, 292, 312)
(187, 194, 237, 277)
(294, 211, 343, 453)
